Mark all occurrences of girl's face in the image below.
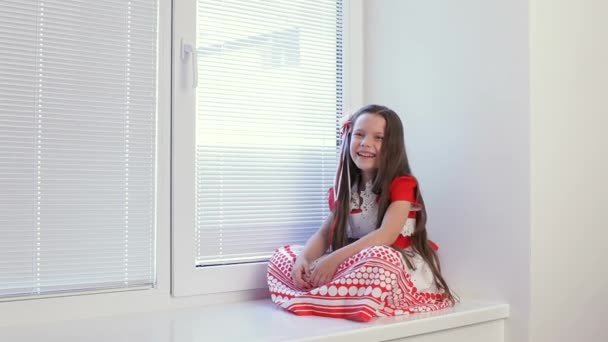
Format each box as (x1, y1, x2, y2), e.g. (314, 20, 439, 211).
(349, 113, 386, 177)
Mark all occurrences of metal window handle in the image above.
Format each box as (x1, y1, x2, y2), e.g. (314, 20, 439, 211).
(181, 38, 198, 88)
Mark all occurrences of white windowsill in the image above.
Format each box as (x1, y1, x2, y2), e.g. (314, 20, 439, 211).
(0, 299, 508, 342)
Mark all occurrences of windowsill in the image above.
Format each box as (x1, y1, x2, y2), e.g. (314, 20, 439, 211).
(0, 299, 508, 341)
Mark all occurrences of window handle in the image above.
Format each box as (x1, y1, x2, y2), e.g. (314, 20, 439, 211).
(181, 38, 198, 88)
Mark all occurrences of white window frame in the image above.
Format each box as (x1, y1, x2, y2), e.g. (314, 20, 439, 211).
(171, 0, 364, 297)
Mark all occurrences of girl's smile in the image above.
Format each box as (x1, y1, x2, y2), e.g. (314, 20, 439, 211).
(355, 151, 376, 158)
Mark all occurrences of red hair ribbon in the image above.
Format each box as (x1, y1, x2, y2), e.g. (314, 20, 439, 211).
(340, 119, 352, 135)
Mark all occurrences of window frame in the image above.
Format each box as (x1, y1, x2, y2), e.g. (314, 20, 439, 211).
(171, 0, 363, 297)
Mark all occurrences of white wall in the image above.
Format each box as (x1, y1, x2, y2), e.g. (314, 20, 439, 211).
(363, 1, 530, 341)
(530, 1, 608, 341)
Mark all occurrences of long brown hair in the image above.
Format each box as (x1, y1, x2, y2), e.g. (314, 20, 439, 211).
(331, 104, 454, 300)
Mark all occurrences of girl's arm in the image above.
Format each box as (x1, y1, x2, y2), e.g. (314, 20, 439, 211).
(331, 201, 411, 263)
(309, 201, 411, 287)
(291, 214, 333, 288)
(299, 213, 333, 262)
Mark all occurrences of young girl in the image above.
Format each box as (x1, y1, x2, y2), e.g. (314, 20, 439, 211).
(267, 104, 455, 321)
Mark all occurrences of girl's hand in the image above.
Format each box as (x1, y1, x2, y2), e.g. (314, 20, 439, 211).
(291, 256, 312, 289)
(309, 254, 328, 273)
(310, 254, 341, 288)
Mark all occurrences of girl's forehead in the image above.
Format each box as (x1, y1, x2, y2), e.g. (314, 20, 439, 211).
(353, 113, 386, 131)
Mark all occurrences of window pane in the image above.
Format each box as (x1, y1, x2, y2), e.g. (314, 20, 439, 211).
(195, 0, 343, 266)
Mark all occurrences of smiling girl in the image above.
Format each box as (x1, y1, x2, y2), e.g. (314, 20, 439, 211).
(267, 104, 455, 321)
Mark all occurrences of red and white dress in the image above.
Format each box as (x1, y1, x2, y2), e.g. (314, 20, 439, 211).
(267, 176, 453, 321)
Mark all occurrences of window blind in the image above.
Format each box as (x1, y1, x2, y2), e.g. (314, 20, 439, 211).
(0, 0, 158, 298)
(195, 0, 343, 265)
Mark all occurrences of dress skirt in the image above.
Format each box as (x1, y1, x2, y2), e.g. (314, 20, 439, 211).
(267, 244, 453, 322)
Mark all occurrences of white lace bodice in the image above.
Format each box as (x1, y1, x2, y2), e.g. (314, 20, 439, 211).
(346, 182, 416, 239)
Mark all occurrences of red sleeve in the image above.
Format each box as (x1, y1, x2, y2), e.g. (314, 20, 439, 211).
(328, 187, 335, 211)
(389, 176, 417, 203)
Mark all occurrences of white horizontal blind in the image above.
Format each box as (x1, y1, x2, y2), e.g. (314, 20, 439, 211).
(195, 0, 343, 265)
(0, 0, 158, 298)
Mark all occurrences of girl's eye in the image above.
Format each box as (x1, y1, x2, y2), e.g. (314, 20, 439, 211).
(376, 136, 384, 140)
(353, 132, 364, 137)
